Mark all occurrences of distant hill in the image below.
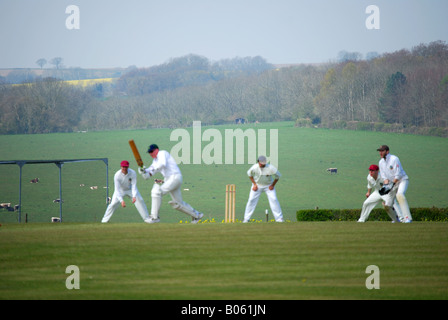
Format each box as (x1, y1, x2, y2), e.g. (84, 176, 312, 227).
(2, 43, 448, 136)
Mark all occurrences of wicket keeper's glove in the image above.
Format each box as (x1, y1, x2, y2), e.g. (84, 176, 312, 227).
(379, 183, 395, 196)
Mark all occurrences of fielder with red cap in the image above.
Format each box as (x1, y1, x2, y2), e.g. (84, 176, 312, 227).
(358, 164, 400, 222)
(101, 160, 151, 223)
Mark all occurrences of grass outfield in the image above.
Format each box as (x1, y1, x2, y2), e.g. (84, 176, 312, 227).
(1, 222, 447, 300)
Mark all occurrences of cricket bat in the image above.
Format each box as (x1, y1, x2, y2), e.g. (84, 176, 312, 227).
(128, 140, 144, 168)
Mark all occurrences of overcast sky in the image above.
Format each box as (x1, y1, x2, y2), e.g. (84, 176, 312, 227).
(1, 0, 447, 69)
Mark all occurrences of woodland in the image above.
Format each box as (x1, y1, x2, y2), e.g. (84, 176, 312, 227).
(1, 41, 447, 136)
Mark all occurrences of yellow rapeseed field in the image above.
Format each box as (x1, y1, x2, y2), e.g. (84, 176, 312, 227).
(64, 78, 116, 87)
(12, 78, 117, 87)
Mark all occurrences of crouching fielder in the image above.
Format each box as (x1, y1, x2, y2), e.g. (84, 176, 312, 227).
(102, 160, 151, 223)
(358, 164, 399, 223)
(139, 144, 203, 223)
(243, 156, 284, 223)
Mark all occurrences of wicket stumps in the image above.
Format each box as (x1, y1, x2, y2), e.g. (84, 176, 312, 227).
(225, 184, 236, 223)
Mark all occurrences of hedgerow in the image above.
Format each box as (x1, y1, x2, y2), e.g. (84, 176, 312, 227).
(296, 207, 448, 222)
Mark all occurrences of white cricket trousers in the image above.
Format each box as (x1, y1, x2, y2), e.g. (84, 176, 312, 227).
(393, 179, 412, 221)
(358, 191, 399, 222)
(151, 174, 199, 219)
(102, 191, 150, 223)
(244, 185, 284, 222)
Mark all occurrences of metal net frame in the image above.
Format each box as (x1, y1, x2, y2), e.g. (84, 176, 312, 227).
(0, 158, 109, 222)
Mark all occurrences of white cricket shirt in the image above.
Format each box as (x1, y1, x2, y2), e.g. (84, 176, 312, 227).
(147, 150, 181, 178)
(247, 163, 281, 186)
(379, 154, 408, 182)
(114, 168, 138, 202)
(367, 174, 383, 192)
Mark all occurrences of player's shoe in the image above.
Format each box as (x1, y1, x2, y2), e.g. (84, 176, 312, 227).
(145, 217, 160, 224)
(191, 212, 204, 224)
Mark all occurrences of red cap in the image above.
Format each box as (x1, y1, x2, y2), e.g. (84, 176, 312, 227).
(120, 160, 130, 167)
(369, 164, 379, 171)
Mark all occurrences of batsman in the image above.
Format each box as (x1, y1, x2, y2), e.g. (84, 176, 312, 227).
(138, 144, 204, 223)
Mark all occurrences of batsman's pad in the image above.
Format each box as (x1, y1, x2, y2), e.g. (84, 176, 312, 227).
(168, 201, 198, 218)
(379, 183, 395, 196)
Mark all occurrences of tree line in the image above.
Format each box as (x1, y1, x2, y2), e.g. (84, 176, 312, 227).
(1, 42, 447, 136)
(314, 41, 448, 130)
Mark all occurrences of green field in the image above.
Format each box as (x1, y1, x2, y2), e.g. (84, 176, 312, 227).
(1, 123, 448, 301)
(1, 122, 447, 223)
(1, 222, 447, 300)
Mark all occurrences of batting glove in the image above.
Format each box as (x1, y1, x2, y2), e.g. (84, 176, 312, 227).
(138, 166, 146, 175)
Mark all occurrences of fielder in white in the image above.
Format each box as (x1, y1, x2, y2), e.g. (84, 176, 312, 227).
(377, 145, 412, 223)
(243, 156, 284, 223)
(139, 144, 203, 223)
(102, 160, 151, 223)
(358, 164, 399, 222)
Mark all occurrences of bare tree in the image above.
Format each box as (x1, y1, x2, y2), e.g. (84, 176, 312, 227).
(36, 58, 47, 69)
(50, 57, 63, 69)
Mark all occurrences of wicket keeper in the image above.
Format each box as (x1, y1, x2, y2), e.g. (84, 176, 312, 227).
(357, 164, 399, 223)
